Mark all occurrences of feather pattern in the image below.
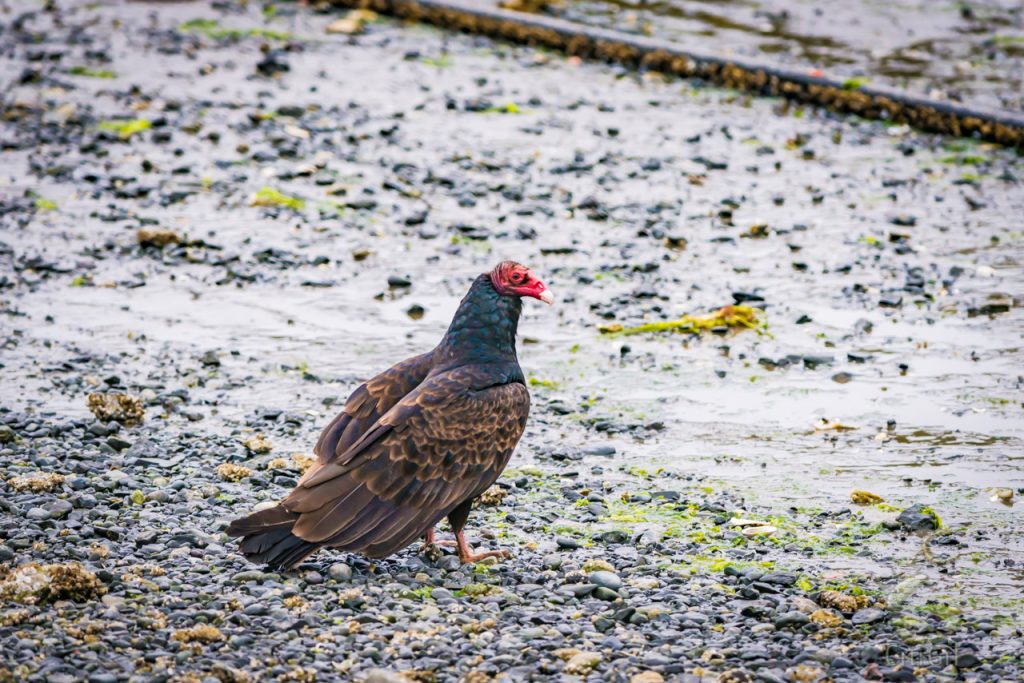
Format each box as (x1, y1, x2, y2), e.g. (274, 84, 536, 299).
(227, 270, 534, 569)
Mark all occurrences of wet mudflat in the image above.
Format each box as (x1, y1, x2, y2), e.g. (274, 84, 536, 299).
(1, 1, 1023, 682)
(535, 0, 1024, 113)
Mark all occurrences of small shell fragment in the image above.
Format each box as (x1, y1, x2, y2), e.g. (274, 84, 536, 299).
(729, 517, 769, 527)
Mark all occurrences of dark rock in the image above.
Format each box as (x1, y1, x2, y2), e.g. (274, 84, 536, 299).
(896, 504, 939, 531)
(955, 652, 981, 669)
(774, 611, 810, 628)
(599, 530, 628, 544)
(760, 572, 797, 586)
(106, 436, 132, 451)
(588, 571, 622, 590)
(851, 608, 886, 625)
(732, 291, 765, 304)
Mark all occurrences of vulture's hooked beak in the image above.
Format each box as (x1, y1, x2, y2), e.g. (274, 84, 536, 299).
(538, 289, 554, 305)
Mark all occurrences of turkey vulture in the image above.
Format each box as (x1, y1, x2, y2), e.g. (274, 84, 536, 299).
(227, 261, 553, 568)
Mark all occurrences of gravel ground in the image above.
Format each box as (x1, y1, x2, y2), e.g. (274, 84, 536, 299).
(1, 2, 1023, 683)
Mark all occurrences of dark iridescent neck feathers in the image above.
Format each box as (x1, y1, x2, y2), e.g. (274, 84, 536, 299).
(436, 274, 522, 369)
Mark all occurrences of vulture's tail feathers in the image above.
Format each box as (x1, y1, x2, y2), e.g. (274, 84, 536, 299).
(226, 505, 318, 570)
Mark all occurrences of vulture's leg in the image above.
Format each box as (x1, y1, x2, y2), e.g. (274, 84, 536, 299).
(420, 527, 442, 561)
(420, 528, 455, 560)
(421, 528, 456, 548)
(448, 499, 510, 563)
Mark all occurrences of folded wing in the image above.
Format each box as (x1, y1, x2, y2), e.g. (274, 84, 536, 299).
(283, 367, 529, 558)
(308, 350, 435, 474)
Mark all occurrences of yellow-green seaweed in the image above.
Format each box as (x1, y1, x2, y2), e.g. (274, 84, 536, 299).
(98, 118, 151, 139)
(598, 304, 766, 336)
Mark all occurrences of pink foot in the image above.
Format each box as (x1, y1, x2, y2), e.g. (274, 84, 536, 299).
(455, 530, 510, 563)
(420, 528, 457, 560)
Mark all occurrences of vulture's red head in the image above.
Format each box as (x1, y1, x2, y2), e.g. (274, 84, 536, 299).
(489, 261, 554, 305)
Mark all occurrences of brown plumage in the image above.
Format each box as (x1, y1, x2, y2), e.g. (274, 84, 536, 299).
(227, 261, 553, 569)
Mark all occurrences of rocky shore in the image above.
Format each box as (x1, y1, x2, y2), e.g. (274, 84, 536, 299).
(1, 1, 1022, 682)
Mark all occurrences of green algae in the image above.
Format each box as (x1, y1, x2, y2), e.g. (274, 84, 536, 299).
(98, 118, 151, 139)
(401, 586, 434, 601)
(941, 153, 987, 165)
(251, 187, 306, 210)
(598, 304, 766, 336)
(480, 102, 522, 114)
(68, 66, 116, 79)
(457, 582, 502, 597)
(663, 557, 777, 576)
(503, 466, 544, 479)
(918, 505, 944, 528)
(179, 18, 291, 41)
(421, 54, 453, 68)
(622, 465, 665, 480)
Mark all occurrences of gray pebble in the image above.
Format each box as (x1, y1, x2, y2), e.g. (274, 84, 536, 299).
(328, 562, 352, 582)
(588, 570, 622, 590)
(774, 611, 811, 628)
(851, 608, 886, 625)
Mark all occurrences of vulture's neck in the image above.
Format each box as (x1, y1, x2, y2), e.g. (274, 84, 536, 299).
(437, 274, 521, 367)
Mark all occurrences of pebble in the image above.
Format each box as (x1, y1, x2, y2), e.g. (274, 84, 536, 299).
(437, 555, 461, 571)
(630, 672, 665, 683)
(896, 504, 940, 531)
(851, 608, 886, 625)
(328, 563, 353, 582)
(588, 570, 623, 590)
(364, 670, 411, 683)
(791, 597, 819, 614)
(774, 611, 811, 628)
(564, 651, 602, 674)
(955, 651, 981, 669)
(543, 553, 563, 570)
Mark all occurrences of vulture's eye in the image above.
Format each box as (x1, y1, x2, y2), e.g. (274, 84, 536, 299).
(511, 272, 524, 283)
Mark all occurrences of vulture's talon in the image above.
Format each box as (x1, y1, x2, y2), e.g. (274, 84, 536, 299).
(458, 548, 510, 564)
(421, 528, 460, 560)
(455, 531, 510, 563)
(420, 543, 443, 562)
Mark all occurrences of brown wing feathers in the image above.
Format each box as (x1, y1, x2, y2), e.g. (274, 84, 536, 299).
(311, 351, 435, 466)
(286, 375, 529, 558)
(227, 363, 530, 566)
